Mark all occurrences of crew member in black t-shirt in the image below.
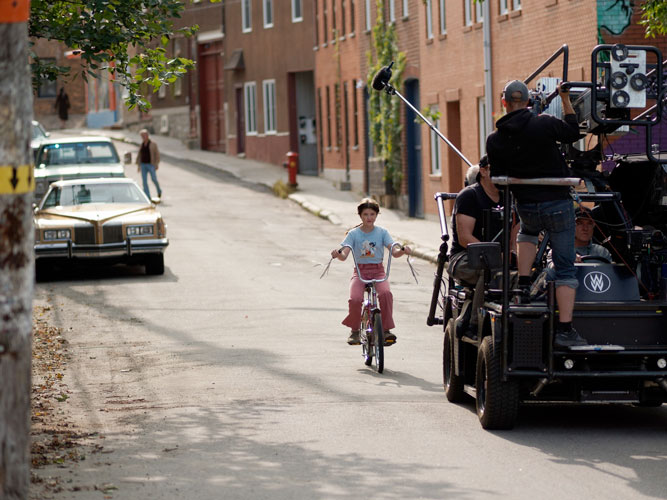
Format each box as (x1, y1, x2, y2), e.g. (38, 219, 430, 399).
(448, 157, 512, 335)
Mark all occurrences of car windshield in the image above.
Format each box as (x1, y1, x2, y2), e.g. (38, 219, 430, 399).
(42, 183, 149, 208)
(37, 141, 119, 166)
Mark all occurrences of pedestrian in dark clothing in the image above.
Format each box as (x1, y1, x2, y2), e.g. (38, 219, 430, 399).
(136, 129, 162, 199)
(486, 79, 587, 348)
(54, 88, 70, 128)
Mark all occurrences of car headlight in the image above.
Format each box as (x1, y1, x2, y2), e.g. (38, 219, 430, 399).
(127, 225, 154, 237)
(44, 229, 71, 240)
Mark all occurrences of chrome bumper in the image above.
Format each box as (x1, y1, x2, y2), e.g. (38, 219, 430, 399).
(35, 238, 169, 259)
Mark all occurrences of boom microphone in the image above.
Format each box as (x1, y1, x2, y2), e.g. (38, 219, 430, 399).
(372, 62, 394, 91)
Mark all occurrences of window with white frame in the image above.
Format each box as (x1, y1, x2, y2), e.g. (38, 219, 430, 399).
(439, 0, 446, 34)
(389, 0, 396, 22)
(478, 98, 487, 157)
(365, 0, 371, 31)
(244, 82, 257, 134)
(499, 0, 508, 15)
(402, 0, 408, 18)
(263, 80, 276, 133)
(475, 0, 484, 23)
(292, 0, 303, 22)
(430, 110, 441, 175)
(513, 0, 521, 10)
(464, 0, 472, 26)
(242, 0, 252, 32)
(426, 0, 433, 39)
(263, 0, 273, 28)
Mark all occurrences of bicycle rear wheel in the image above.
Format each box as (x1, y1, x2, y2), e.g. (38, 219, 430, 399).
(372, 311, 384, 373)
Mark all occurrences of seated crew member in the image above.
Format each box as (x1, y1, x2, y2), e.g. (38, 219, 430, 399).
(572, 206, 612, 262)
(448, 158, 515, 335)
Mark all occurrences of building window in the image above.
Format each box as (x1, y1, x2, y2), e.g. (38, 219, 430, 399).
(430, 112, 441, 175)
(158, 82, 167, 99)
(263, 80, 276, 133)
(513, 0, 521, 10)
(342, 0, 347, 36)
(244, 82, 257, 134)
(335, 82, 342, 148)
(365, 0, 371, 31)
(389, 0, 396, 23)
(438, 0, 446, 34)
(352, 80, 359, 147)
(332, 0, 337, 37)
(499, 0, 508, 15)
(350, 0, 355, 34)
(402, 0, 408, 18)
(478, 98, 487, 157)
(37, 58, 58, 98)
(464, 0, 472, 26)
(292, 0, 303, 22)
(425, 0, 434, 39)
(475, 0, 484, 23)
(242, 0, 252, 32)
(326, 86, 332, 147)
(314, 0, 319, 44)
(264, 0, 273, 28)
(323, 0, 328, 44)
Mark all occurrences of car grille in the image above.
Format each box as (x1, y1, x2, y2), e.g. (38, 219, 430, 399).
(103, 223, 123, 243)
(75, 225, 96, 245)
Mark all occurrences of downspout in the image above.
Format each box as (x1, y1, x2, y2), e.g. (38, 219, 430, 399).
(483, 0, 494, 144)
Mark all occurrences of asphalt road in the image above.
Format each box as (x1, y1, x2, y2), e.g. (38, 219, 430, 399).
(33, 142, 667, 500)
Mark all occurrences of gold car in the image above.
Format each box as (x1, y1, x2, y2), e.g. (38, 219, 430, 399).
(34, 178, 168, 276)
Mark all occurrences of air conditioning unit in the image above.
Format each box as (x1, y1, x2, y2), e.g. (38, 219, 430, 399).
(160, 114, 169, 134)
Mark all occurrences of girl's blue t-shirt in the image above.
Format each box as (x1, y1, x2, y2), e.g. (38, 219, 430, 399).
(341, 226, 394, 264)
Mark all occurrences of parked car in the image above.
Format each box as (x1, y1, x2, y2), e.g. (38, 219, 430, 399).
(33, 136, 125, 201)
(31, 120, 50, 160)
(34, 177, 168, 278)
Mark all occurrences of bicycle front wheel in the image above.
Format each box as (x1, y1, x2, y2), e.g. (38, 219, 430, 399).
(361, 307, 373, 366)
(372, 311, 384, 373)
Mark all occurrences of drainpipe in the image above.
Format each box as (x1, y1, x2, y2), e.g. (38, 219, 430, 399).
(483, 0, 494, 143)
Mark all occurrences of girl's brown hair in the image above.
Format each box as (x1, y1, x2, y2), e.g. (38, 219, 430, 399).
(357, 197, 380, 215)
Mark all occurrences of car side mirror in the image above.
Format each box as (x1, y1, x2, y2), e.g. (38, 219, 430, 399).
(123, 152, 132, 164)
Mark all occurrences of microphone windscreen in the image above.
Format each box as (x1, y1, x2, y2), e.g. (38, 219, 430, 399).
(371, 69, 388, 91)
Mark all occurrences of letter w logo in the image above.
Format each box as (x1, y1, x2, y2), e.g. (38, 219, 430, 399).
(584, 272, 611, 294)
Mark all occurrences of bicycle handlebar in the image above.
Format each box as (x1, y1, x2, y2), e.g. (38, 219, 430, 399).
(339, 241, 403, 285)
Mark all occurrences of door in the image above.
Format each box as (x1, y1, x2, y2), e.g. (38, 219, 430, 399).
(294, 72, 317, 175)
(405, 79, 423, 217)
(198, 41, 225, 152)
(235, 87, 245, 155)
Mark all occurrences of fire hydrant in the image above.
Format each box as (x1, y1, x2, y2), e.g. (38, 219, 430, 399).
(285, 151, 299, 188)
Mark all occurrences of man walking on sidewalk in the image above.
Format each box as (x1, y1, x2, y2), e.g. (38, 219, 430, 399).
(136, 129, 162, 199)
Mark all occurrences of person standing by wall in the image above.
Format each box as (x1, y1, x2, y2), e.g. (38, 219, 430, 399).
(136, 129, 162, 199)
(54, 87, 70, 129)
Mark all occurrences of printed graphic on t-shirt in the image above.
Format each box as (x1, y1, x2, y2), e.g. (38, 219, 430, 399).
(361, 240, 376, 258)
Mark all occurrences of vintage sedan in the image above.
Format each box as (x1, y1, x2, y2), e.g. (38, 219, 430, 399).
(34, 178, 168, 277)
(34, 136, 125, 201)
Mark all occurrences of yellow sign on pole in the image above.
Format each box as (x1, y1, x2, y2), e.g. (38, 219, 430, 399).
(0, 165, 35, 194)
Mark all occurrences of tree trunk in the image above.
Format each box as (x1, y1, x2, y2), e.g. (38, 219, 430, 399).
(0, 18, 34, 500)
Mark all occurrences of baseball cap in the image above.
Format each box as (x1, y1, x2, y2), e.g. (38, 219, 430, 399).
(503, 80, 529, 103)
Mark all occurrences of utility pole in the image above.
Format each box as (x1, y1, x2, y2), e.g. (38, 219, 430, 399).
(0, 0, 35, 498)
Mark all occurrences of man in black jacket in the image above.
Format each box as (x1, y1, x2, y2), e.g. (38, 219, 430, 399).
(486, 80, 587, 348)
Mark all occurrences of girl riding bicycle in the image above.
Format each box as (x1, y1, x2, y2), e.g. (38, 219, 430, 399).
(331, 198, 411, 345)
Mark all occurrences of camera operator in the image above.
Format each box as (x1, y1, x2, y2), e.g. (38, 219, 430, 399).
(449, 157, 517, 336)
(486, 80, 587, 348)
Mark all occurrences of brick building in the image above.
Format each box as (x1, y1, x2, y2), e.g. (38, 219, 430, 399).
(223, 0, 316, 170)
(31, 39, 87, 130)
(141, 1, 224, 150)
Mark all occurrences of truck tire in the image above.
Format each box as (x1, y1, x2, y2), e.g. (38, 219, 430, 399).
(443, 319, 465, 402)
(476, 336, 519, 430)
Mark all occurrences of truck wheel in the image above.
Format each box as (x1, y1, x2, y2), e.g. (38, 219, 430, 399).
(476, 336, 519, 430)
(443, 319, 465, 402)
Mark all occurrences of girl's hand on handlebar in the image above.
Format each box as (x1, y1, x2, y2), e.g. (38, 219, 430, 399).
(331, 248, 349, 260)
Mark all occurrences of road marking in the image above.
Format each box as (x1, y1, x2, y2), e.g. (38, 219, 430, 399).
(0, 165, 35, 194)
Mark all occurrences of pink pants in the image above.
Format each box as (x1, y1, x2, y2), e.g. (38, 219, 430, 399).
(342, 263, 395, 331)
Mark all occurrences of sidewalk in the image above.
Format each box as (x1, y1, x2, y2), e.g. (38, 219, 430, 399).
(72, 128, 444, 264)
